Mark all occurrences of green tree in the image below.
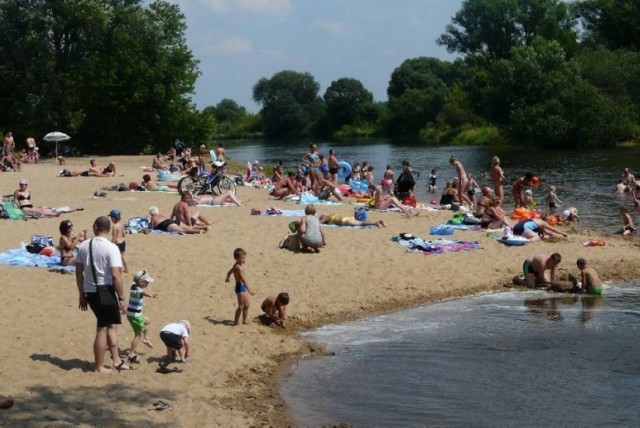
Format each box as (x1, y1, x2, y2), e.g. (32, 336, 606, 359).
(252, 70, 323, 137)
(577, 0, 640, 51)
(323, 78, 376, 133)
(0, 0, 209, 154)
(437, 0, 578, 65)
(210, 99, 247, 124)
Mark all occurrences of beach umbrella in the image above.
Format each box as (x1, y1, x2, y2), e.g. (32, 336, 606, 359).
(43, 131, 71, 158)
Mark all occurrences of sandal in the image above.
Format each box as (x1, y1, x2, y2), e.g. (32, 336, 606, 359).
(128, 354, 139, 364)
(115, 361, 134, 372)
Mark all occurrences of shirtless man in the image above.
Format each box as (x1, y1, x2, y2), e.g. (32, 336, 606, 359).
(511, 172, 534, 208)
(490, 156, 506, 201)
(328, 149, 339, 184)
(3, 132, 15, 156)
(109, 209, 128, 273)
(622, 167, 635, 195)
(171, 191, 211, 231)
(516, 253, 562, 289)
(215, 143, 226, 162)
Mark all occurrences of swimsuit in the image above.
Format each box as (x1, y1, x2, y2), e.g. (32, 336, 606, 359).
(321, 164, 329, 174)
(116, 241, 126, 253)
(513, 220, 538, 236)
(522, 261, 537, 277)
(235, 282, 248, 294)
(81, 171, 90, 177)
(624, 225, 637, 234)
(586, 286, 602, 296)
(440, 193, 454, 205)
(428, 176, 436, 186)
(102, 166, 113, 174)
(155, 219, 178, 232)
(329, 167, 338, 174)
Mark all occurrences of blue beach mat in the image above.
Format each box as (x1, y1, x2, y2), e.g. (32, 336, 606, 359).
(392, 235, 481, 255)
(0, 247, 75, 273)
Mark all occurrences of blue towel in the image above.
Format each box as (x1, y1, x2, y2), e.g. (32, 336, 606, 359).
(0, 247, 75, 272)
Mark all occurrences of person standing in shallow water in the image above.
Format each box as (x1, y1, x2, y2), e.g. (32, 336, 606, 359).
(490, 156, 506, 202)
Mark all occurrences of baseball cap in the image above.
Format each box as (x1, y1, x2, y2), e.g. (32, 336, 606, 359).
(108, 209, 121, 218)
(134, 270, 154, 284)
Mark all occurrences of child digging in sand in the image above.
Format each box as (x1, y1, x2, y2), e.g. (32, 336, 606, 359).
(127, 271, 157, 363)
(159, 320, 191, 368)
(570, 258, 603, 295)
(225, 248, 255, 325)
(261, 293, 290, 328)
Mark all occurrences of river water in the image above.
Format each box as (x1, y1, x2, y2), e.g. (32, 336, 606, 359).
(225, 139, 640, 232)
(281, 285, 640, 427)
(225, 140, 640, 426)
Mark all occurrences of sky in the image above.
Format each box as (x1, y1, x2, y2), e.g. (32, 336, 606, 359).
(166, 0, 464, 111)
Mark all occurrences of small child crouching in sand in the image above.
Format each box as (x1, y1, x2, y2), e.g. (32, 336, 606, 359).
(127, 270, 157, 363)
(225, 248, 255, 325)
(158, 320, 191, 369)
(261, 293, 290, 328)
(569, 258, 603, 295)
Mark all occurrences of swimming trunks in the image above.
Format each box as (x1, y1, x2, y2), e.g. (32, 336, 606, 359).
(329, 167, 338, 175)
(586, 286, 602, 296)
(548, 202, 557, 209)
(235, 282, 248, 294)
(624, 225, 637, 234)
(513, 220, 538, 236)
(321, 164, 329, 174)
(522, 261, 537, 277)
(428, 176, 436, 186)
(80, 171, 90, 177)
(116, 241, 126, 253)
(155, 219, 178, 232)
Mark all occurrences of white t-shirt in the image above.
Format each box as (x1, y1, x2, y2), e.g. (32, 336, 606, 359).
(161, 323, 189, 338)
(76, 236, 123, 293)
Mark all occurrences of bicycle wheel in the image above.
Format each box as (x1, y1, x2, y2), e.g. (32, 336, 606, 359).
(178, 176, 206, 196)
(215, 176, 236, 195)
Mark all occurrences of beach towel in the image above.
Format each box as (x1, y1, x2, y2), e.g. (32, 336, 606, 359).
(392, 235, 481, 255)
(0, 246, 75, 273)
(2, 201, 24, 220)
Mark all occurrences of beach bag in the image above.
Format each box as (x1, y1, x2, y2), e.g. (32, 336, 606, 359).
(278, 233, 299, 250)
(354, 207, 367, 221)
(448, 213, 465, 225)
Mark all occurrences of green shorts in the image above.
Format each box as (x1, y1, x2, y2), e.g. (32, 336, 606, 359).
(127, 315, 146, 333)
(586, 286, 602, 296)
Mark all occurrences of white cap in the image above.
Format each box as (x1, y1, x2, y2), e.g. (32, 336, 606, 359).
(562, 209, 571, 220)
(134, 270, 154, 284)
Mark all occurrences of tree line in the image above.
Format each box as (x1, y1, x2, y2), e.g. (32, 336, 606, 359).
(1, 0, 639, 154)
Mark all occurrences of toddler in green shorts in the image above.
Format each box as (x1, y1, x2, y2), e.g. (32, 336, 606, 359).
(127, 270, 158, 363)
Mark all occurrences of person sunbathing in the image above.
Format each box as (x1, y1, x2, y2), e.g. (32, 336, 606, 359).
(141, 174, 177, 191)
(60, 159, 115, 177)
(319, 213, 386, 228)
(13, 179, 65, 217)
(148, 206, 205, 234)
(370, 184, 413, 213)
(193, 192, 244, 207)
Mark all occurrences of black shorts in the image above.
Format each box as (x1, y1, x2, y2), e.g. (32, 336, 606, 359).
(329, 167, 338, 174)
(86, 291, 121, 328)
(160, 331, 183, 350)
(116, 241, 126, 253)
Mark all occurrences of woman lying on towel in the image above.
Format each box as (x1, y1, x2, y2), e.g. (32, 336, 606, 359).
(192, 192, 245, 207)
(319, 213, 387, 228)
(141, 174, 177, 191)
(13, 179, 77, 218)
(148, 206, 205, 234)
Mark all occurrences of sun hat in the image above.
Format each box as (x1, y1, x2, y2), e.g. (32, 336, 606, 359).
(19, 178, 28, 185)
(108, 209, 121, 218)
(134, 270, 154, 284)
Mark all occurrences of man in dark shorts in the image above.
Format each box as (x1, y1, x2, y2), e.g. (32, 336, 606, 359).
(75, 216, 129, 372)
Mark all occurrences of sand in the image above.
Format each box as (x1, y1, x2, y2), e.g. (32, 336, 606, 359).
(1, 155, 639, 426)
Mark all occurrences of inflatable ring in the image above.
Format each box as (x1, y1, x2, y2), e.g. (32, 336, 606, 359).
(349, 179, 369, 193)
(500, 236, 528, 246)
(338, 161, 352, 179)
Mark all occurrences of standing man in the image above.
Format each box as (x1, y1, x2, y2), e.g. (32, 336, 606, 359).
(395, 160, 416, 198)
(75, 216, 130, 372)
(3, 132, 15, 156)
(215, 142, 226, 162)
(328, 149, 339, 184)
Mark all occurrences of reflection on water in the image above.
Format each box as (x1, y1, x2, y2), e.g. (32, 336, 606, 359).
(524, 294, 604, 324)
(226, 139, 640, 232)
(282, 286, 640, 427)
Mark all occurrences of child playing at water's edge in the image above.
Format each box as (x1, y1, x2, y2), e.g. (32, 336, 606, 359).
(575, 258, 603, 295)
(127, 270, 157, 363)
(620, 206, 636, 235)
(225, 248, 255, 325)
(545, 185, 563, 212)
(261, 293, 290, 328)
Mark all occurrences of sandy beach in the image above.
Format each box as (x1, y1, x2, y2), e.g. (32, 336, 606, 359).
(1, 155, 639, 426)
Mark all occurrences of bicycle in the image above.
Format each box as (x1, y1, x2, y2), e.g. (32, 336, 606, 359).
(177, 163, 236, 196)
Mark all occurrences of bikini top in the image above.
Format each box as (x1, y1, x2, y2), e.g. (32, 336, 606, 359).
(102, 166, 113, 174)
(17, 191, 30, 201)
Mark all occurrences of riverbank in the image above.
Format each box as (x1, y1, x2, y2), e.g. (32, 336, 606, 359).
(1, 155, 639, 426)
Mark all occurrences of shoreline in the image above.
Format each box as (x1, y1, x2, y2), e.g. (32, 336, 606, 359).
(1, 155, 639, 426)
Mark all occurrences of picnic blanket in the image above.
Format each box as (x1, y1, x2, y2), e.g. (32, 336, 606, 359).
(0, 247, 75, 272)
(263, 209, 305, 217)
(392, 235, 481, 255)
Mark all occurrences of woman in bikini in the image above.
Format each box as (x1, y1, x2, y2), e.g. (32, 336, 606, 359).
(319, 213, 387, 228)
(474, 187, 493, 218)
(301, 143, 321, 193)
(480, 196, 512, 229)
(13, 179, 64, 217)
(59, 219, 85, 266)
(193, 192, 245, 207)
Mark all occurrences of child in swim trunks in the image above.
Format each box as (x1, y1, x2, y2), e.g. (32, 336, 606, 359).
(109, 209, 128, 273)
(576, 258, 603, 295)
(620, 206, 637, 235)
(225, 248, 255, 326)
(545, 185, 563, 212)
(261, 293, 290, 328)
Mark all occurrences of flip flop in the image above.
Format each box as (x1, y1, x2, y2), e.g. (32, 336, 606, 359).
(115, 361, 134, 372)
(152, 400, 172, 411)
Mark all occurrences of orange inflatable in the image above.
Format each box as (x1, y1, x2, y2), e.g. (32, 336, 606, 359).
(511, 208, 541, 221)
